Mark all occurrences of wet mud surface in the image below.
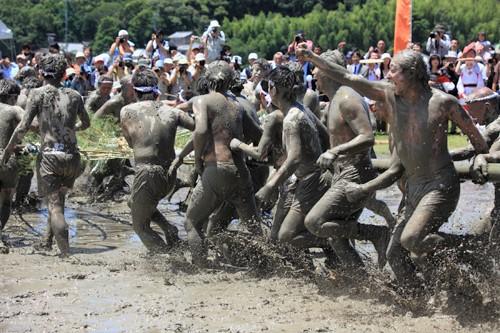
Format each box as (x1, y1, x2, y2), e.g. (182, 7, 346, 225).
(1, 182, 499, 332)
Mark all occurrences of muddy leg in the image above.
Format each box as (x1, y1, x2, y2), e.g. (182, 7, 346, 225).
(185, 179, 221, 266)
(47, 190, 69, 257)
(206, 202, 235, 237)
(14, 172, 34, 209)
(151, 209, 180, 247)
(0, 189, 14, 253)
(278, 209, 328, 249)
(387, 218, 417, 285)
(131, 198, 171, 253)
(365, 197, 396, 230)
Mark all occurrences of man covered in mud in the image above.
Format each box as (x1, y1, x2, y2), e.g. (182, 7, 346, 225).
(185, 61, 262, 266)
(465, 88, 500, 245)
(85, 75, 113, 114)
(2, 54, 91, 257)
(121, 69, 195, 253)
(94, 75, 136, 121)
(255, 66, 330, 250)
(0, 79, 24, 253)
(296, 47, 488, 283)
(301, 50, 390, 269)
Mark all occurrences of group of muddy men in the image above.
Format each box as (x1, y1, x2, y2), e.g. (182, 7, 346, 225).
(0, 46, 499, 288)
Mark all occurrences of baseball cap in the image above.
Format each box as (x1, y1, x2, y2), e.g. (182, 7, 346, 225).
(248, 53, 258, 60)
(195, 53, 206, 62)
(163, 58, 174, 65)
(65, 68, 76, 77)
(118, 30, 129, 37)
(75, 51, 85, 59)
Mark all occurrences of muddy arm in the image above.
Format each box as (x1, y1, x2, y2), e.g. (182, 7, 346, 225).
(449, 100, 488, 154)
(363, 149, 404, 193)
(232, 113, 277, 161)
(297, 48, 388, 102)
(3, 93, 39, 161)
(192, 99, 209, 174)
(75, 96, 90, 131)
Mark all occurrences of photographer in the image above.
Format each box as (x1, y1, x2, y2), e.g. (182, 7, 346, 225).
(145, 30, 169, 62)
(169, 57, 193, 103)
(108, 30, 135, 61)
(425, 24, 450, 58)
(287, 31, 313, 59)
(202, 20, 226, 63)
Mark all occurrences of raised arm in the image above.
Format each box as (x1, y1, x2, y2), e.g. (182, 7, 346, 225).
(296, 47, 388, 102)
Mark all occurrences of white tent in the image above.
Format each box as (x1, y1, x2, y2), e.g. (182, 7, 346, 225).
(0, 20, 15, 58)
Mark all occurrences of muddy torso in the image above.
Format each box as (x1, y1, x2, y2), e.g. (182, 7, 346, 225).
(390, 89, 453, 181)
(283, 105, 322, 179)
(0, 104, 22, 148)
(201, 92, 246, 166)
(31, 85, 81, 152)
(328, 87, 372, 166)
(16, 89, 29, 110)
(121, 101, 181, 167)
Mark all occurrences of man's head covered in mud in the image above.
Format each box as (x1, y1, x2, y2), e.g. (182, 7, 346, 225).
(313, 49, 345, 93)
(465, 87, 499, 125)
(40, 53, 68, 82)
(120, 75, 136, 103)
(251, 58, 271, 82)
(267, 65, 297, 104)
(0, 79, 21, 105)
(388, 50, 430, 95)
(205, 60, 233, 93)
(131, 69, 159, 101)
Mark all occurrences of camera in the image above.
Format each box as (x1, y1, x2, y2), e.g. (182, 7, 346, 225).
(212, 27, 218, 33)
(119, 37, 125, 44)
(429, 32, 436, 38)
(295, 34, 304, 43)
(118, 61, 124, 67)
(179, 65, 187, 73)
(198, 60, 205, 67)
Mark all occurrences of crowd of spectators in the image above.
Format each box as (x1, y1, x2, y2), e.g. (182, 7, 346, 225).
(0, 21, 498, 131)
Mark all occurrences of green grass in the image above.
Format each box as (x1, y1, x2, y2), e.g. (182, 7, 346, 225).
(373, 133, 470, 158)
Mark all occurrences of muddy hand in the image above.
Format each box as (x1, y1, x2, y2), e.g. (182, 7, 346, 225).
(255, 185, 273, 208)
(229, 138, 242, 152)
(345, 182, 366, 203)
(295, 43, 311, 62)
(168, 157, 182, 178)
(471, 154, 488, 184)
(316, 150, 337, 170)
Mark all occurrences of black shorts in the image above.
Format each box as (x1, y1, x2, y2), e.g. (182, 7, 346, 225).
(290, 169, 330, 216)
(36, 152, 81, 195)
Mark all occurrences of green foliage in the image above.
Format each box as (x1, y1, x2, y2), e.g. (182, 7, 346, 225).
(0, 0, 497, 58)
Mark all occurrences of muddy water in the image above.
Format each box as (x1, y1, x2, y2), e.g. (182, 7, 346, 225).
(0, 182, 498, 332)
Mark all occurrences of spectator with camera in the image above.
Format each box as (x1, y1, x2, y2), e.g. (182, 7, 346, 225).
(0, 57, 19, 80)
(109, 30, 135, 62)
(169, 57, 193, 103)
(202, 20, 226, 63)
(146, 30, 169, 63)
(426, 24, 450, 58)
(287, 31, 313, 60)
(189, 53, 206, 95)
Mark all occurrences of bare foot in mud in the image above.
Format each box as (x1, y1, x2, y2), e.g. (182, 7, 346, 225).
(373, 227, 390, 269)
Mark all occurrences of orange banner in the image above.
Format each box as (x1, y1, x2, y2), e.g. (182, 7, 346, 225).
(393, 0, 412, 54)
